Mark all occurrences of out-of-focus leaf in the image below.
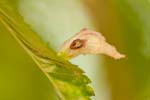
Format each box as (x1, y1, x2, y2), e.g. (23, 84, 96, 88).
(83, 0, 150, 100)
(0, 1, 94, 100)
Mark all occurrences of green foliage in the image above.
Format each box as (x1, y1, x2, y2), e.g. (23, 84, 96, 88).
(0, 1, 94, 100)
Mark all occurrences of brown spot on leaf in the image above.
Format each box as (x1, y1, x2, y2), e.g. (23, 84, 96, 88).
(70, 39, 86, 49)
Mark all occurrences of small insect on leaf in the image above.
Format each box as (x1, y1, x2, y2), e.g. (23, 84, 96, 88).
(58, 28, 126, 60)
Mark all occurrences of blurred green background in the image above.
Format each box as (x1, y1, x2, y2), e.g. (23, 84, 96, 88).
(0, 0, 149, 100)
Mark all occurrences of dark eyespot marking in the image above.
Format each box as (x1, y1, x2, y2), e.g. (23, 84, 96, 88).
(70, 39, 86, 49)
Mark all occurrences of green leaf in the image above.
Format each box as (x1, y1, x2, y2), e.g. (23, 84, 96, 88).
(0, 1, 94, 100)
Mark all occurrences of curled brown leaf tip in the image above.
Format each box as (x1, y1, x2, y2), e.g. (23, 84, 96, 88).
(59, 28, 125, 59)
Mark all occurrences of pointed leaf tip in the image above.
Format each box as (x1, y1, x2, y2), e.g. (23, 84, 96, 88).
(59, 28, 126, 60)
